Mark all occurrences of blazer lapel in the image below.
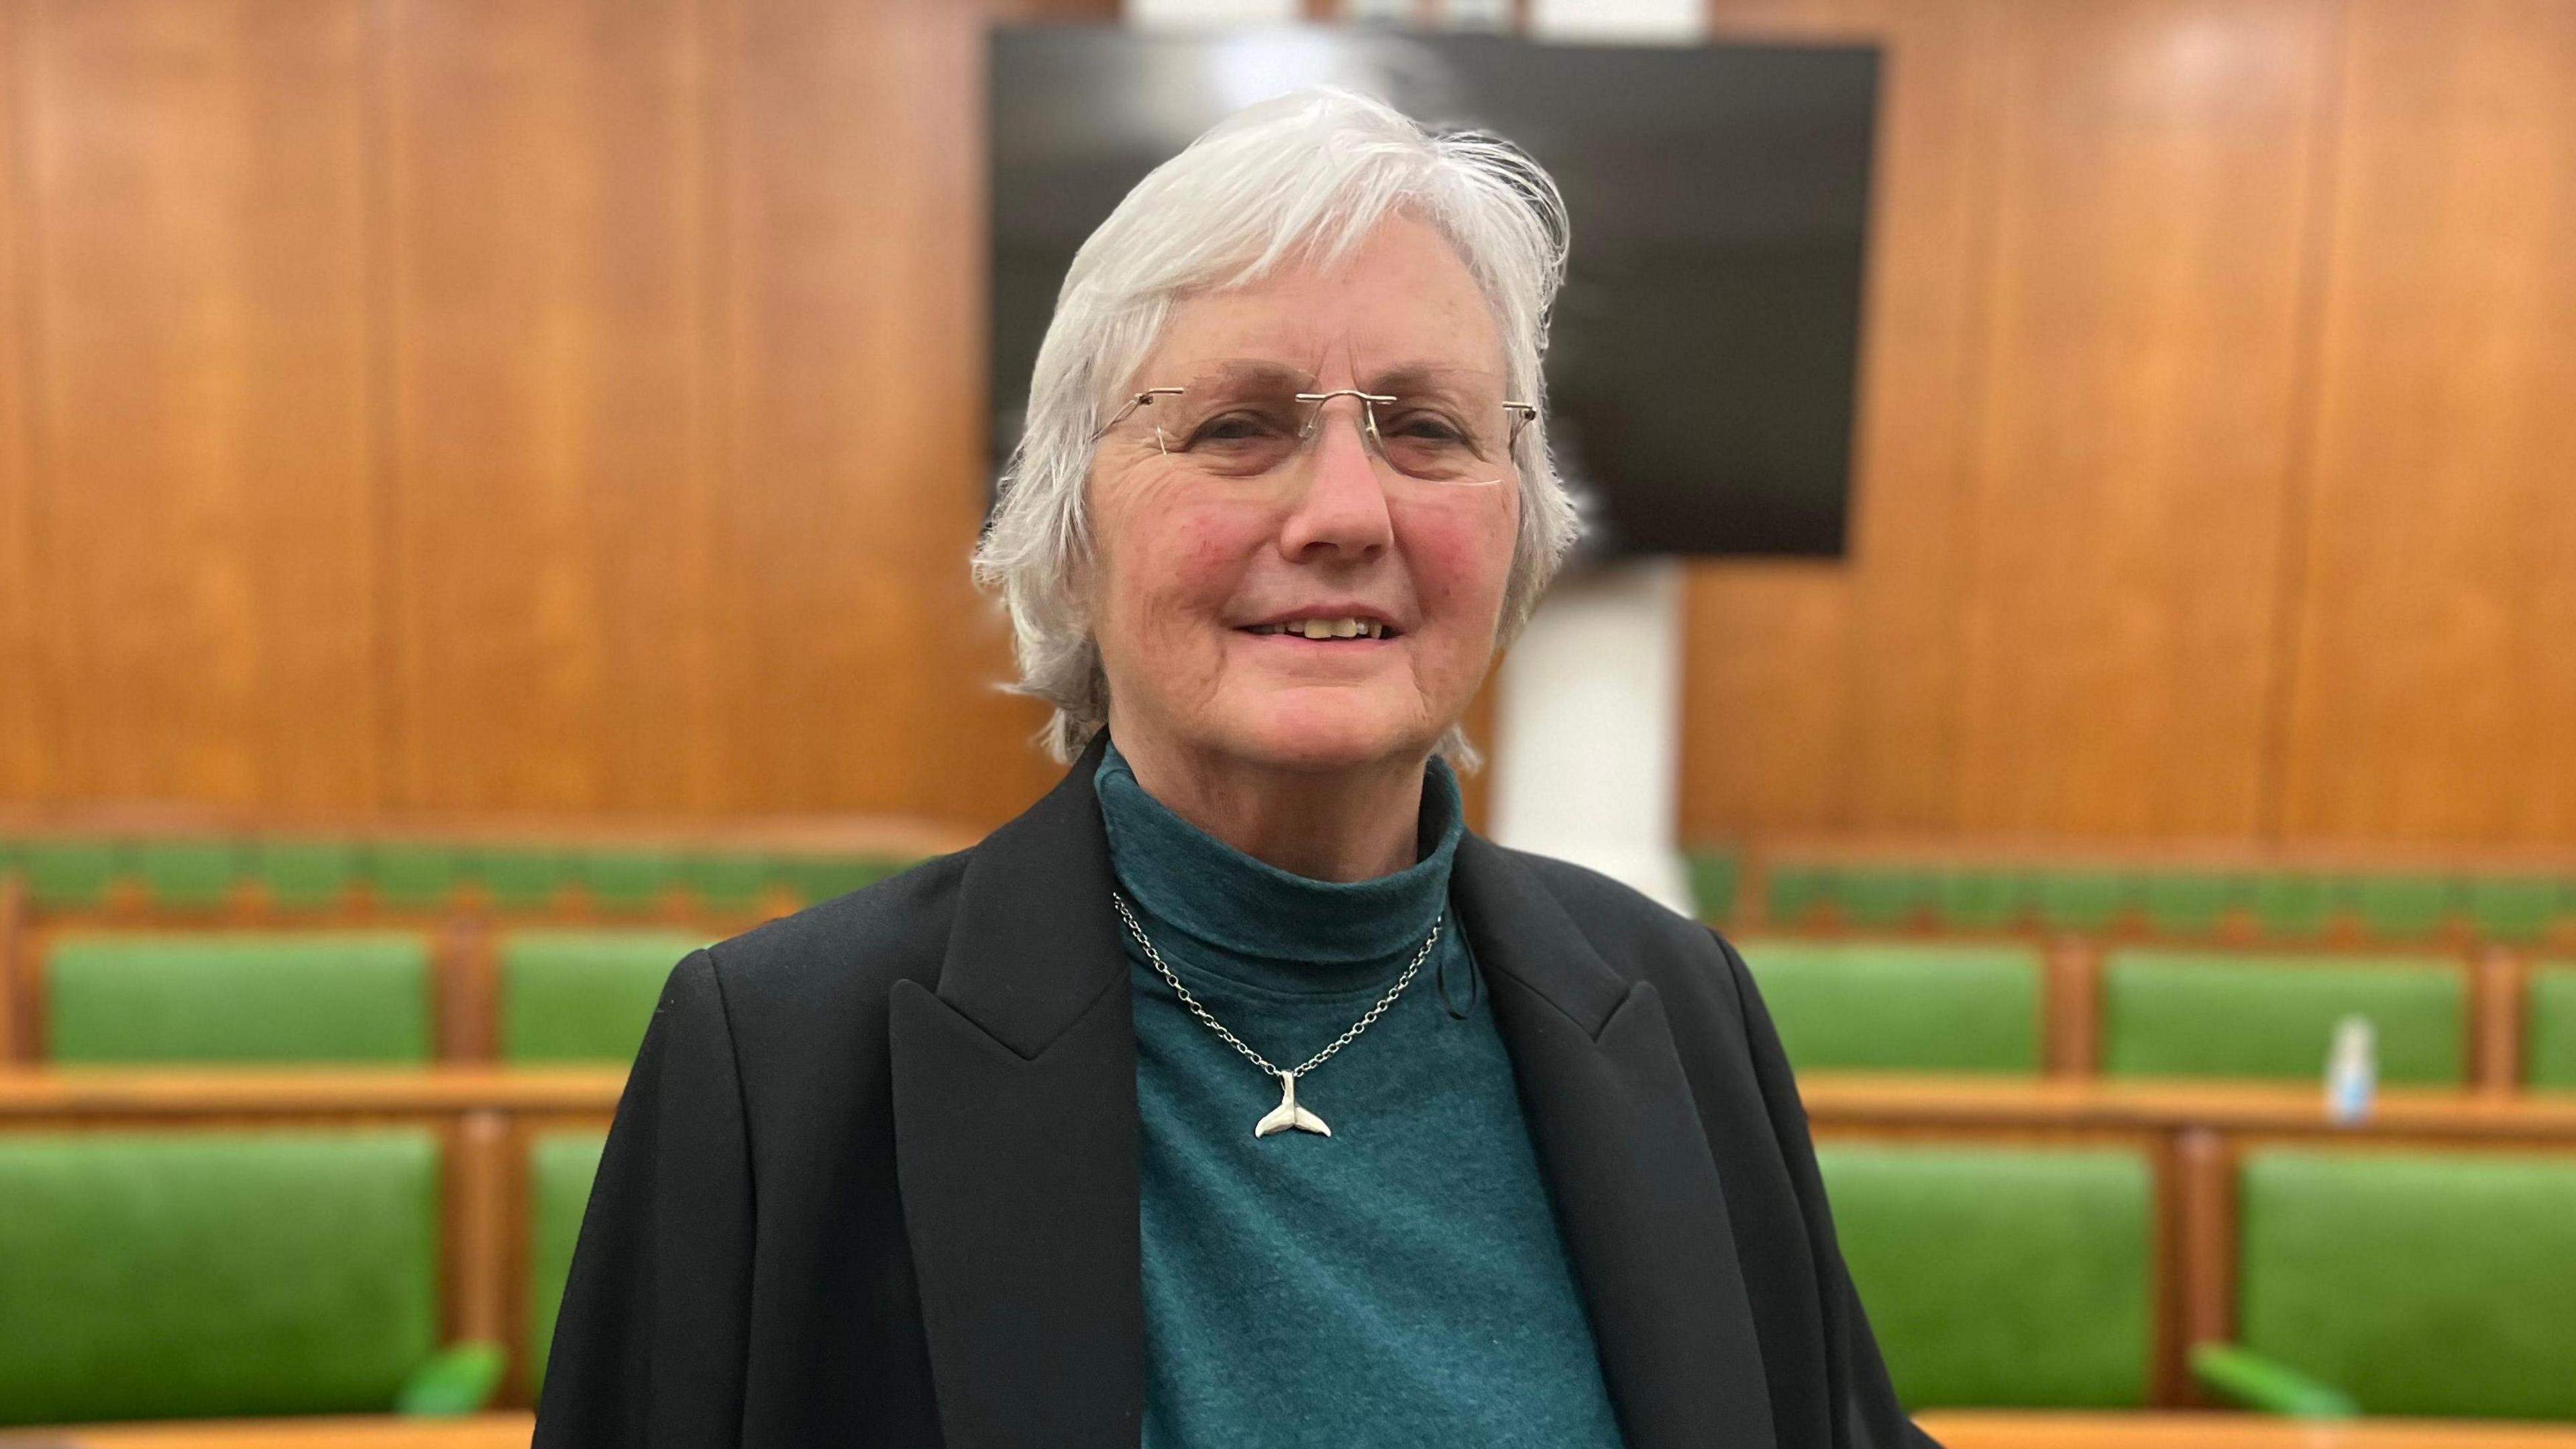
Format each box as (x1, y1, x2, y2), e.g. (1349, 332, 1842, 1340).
(890, 735, 1143, 1449)
(1453, 835, 1778, 1449)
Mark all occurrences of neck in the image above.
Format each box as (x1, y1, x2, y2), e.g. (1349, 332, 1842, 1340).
(1106, 728, 1430, 883)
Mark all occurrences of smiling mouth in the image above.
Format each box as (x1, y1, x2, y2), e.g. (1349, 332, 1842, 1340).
(1240, 617, 1397, 641)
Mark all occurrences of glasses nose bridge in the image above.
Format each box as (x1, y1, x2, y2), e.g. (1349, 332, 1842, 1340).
(1294, 388, 1395, 468)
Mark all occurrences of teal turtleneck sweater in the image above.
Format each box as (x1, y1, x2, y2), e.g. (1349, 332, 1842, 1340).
(1096, 742, 1626, 1449)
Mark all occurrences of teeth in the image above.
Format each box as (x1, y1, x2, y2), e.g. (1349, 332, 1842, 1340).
(1252, 618, 1388, 639)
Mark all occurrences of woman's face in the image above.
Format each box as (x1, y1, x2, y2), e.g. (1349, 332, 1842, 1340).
(1086, 215, 1522, 778)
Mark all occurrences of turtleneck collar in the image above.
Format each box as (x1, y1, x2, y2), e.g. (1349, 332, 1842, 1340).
(1095, 737, 1463, 996)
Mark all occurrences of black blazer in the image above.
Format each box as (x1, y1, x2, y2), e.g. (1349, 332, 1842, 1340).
(535, 737, 1935, 1449)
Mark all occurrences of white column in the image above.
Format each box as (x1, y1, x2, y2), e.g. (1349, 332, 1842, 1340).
(1487, 561, 1694, 914)
(1124, 0, 1303, 28)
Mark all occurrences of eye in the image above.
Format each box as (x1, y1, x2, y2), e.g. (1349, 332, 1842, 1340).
(1382, 409, 1472, 444)
(1188, 411, 1291, 447)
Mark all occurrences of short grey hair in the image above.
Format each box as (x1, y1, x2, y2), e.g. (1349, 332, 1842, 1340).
(972, 87, 1578, 763)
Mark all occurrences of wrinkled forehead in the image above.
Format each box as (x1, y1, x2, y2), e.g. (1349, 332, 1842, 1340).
(1152, 356, 1511, 403)
(1129, 215, 1509, 393)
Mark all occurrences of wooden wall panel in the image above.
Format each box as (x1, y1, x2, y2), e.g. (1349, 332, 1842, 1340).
(18, 0, 378, 810)
(1947, 0, 2333, 839)
(0, 0, 50, 803)
(2275, 0, 2576, 844)
(378, 0, 717, 813)
(1684, 0, 2005, 835)
(702, 0, 1054, 821)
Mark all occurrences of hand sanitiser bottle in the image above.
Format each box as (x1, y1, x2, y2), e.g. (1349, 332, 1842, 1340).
(2326, 1014, 2377, 1126)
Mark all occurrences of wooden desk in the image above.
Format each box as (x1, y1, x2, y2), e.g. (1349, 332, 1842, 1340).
(1802, 1074, 2576, 1146)
(0, 1414, 533, 1448)
(0, 1067, 626, 1122)
(1917, 1411, 2576, 1448)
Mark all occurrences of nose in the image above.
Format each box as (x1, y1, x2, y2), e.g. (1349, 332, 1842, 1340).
(1277, 395, 1394, 564)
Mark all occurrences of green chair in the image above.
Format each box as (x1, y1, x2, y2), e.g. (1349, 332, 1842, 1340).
(2467, 877, 2562, 945)
(2138, 872, 2241, 937)
(498, 930, 703, 1064)
(1833, 868, 1930, 930)
(2099, 949, 2466, 1084)
(527, 1131, 609, 1389)
(1933, 869, 2027, 932)
(481, 848, 574, 912)
(365, 843, 471, 911)
(127, 840, 243, 911)
(1764, 863, 1835, 928)
(255, 840, 362, 911)
(685, 851, 774, 915)
(22, 839, 117, 910)
(2335, 875, 2457, 941)
(1819, 1142, 2152, 1409)
(46, 932, 433, 1065)
(2249, 875, 2334, 938)
(1737, 941, 2042, 1075)
(0, 1130, 458, 1425)
(1686, 850, 1740, 925)
(581, 849, 682, 916)
(2234, 1147, 2576, 1419)
(2528, 961, 2576, 1091)
(2032, 871, 2133, 932)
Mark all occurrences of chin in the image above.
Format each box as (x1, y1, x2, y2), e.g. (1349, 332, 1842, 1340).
(1214, 692, 1438, 776)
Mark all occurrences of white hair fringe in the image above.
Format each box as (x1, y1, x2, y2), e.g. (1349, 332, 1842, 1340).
(971, 87, 1578, 765)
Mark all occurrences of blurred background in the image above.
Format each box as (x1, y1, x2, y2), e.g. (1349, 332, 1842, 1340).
(1, 0, 2573, 1444)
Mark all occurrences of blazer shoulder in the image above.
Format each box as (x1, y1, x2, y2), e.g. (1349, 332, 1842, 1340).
(1499, 847, 1733, 964)
(1492, 845, 1754, 1022)
(696, 849, 973, 1026)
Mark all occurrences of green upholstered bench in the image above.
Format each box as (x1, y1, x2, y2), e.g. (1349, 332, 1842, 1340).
(21, 839, 118, 909)
(2529, 961, 2576, 1091)
(1817, 1142, 2152, 1409)
(527, 1131, 610, 1389)
(364, 844, 471, 911)
(498, 930, 704, 1064)
(46, 932, 433, 1065)
(2099, 949, 2466, 1084)
(254, 841, 362, 910)
(127, 841, 244, 911)
(1735, 941, 2042, 1075)
(2236, 1146, 2576, 1419)
(0, 1130, 444, 1425)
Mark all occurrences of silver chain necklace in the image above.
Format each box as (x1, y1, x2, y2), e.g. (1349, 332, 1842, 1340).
(1111, 890, 1441, 1140)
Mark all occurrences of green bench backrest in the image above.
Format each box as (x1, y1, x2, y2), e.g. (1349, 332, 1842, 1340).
(1737, 941, 2043, 1074)
(527, 1132, 609, 1389)
(0, 1130, 442, 1426)
(499, 931, 702, 1064)
(2237, 1147, 2576, 1419)
(1819, 1142, 2152, 1409)
(2100, 949, 2465, 1083)
(46, 933, 433, 1065)
(2528, 962, 2576, 1091)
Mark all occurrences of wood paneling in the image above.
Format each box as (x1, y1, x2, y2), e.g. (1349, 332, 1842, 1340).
(1951, 0, 2332, 837)
(378, 0, 716, 813)
(2274, 0, 2576, 844)
(0, 0, 48, 804)
(17, 0, 379, 810)
(699, 0, 1054, 822)
(0, 0, 2571, 845)
(1687, 0, 2006, 834)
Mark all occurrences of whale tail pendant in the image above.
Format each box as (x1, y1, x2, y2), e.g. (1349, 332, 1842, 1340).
(1254, 1069, 1332, 1138)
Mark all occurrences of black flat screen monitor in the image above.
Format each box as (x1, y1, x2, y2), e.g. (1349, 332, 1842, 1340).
(989, 25, 1878, 559)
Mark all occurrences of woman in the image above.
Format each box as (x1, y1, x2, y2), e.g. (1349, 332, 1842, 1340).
(538, 89, 1929, 1449)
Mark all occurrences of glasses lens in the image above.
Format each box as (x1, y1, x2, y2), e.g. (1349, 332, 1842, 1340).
(1134, 362, 1521, 487)
(1366, 393, 1511, 483)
